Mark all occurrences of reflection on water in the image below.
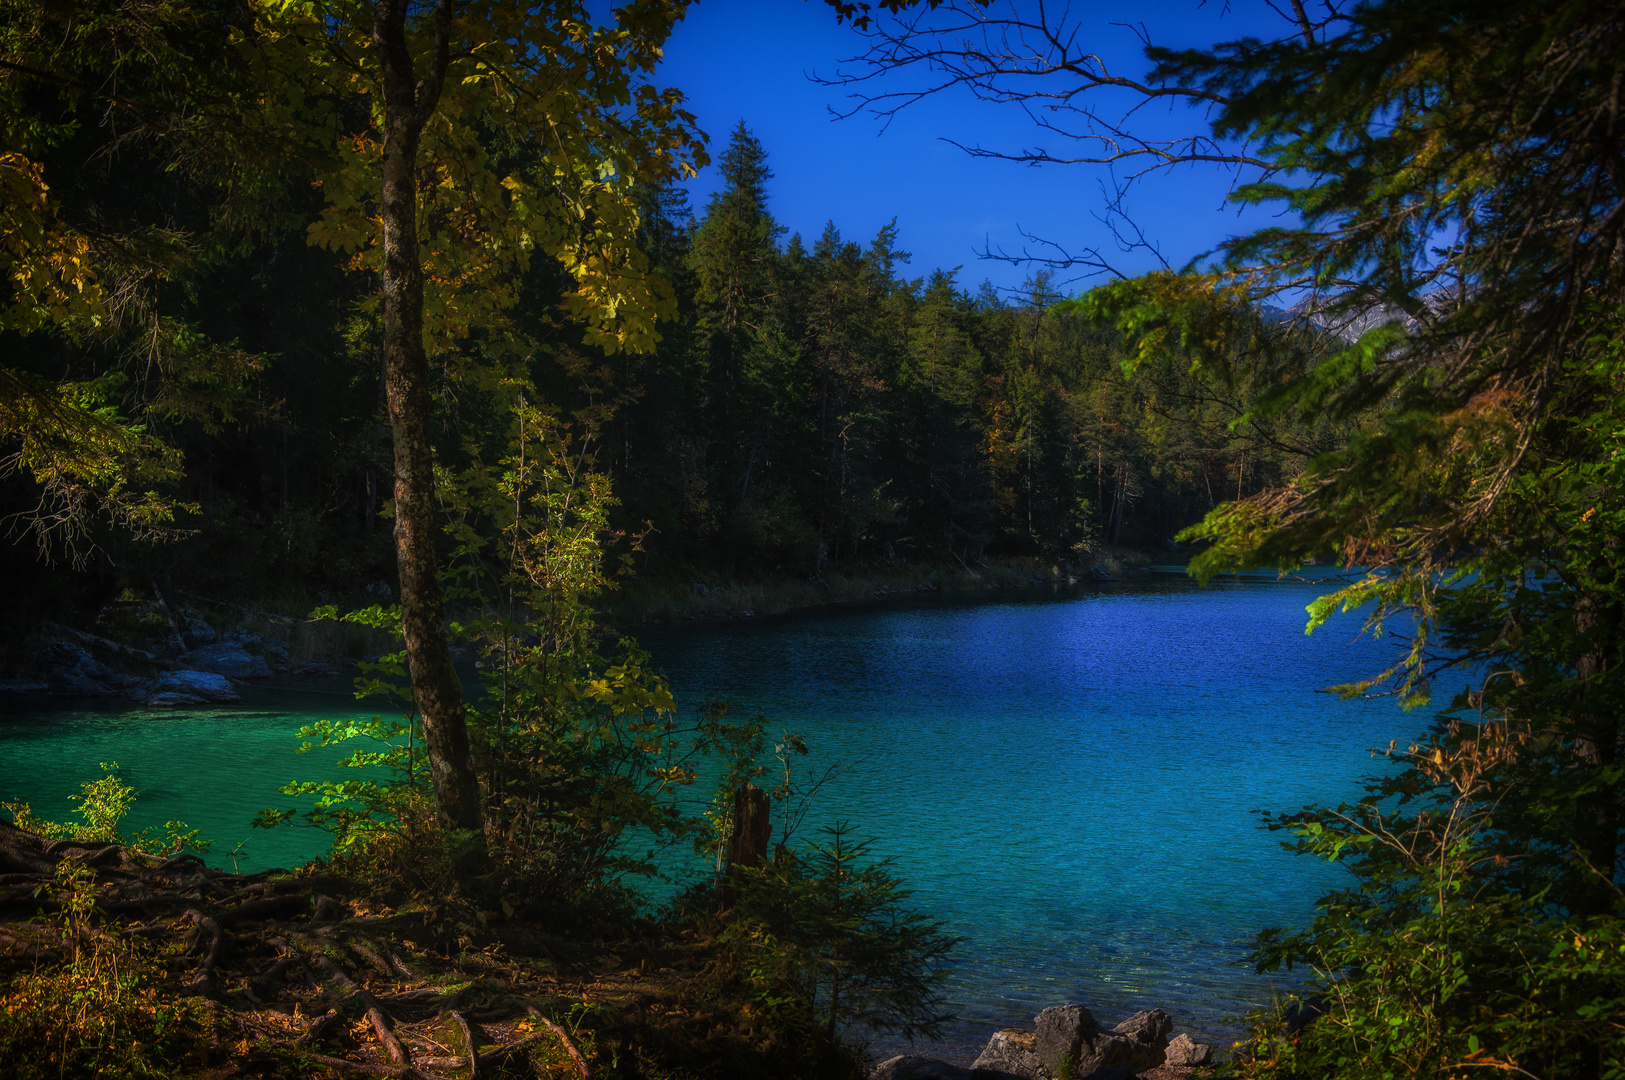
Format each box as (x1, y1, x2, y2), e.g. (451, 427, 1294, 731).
(0, 570, 1410, 1059)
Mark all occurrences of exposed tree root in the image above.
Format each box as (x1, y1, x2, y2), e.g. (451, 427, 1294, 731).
(0, 820, 803, 1080)
(295, 1050, 434, 1079)
(251, 938, 294, 998)
(184, 908, 224, 997)
(520, 1001, 592, 1078)
(306, 948, 411, 1066)
(450, 1009, 478, 1078)
(476, 1031, 547, 1065)
(297, 1006, 342, 1046)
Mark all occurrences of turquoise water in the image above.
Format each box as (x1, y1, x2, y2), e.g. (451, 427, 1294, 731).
(0, 570, 1414, 1058)
(0, 682, 375, 873)
(637, 569, 1410, 1057)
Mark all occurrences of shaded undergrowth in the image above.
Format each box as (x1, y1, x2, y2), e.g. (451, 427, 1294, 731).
(0, 817, 863, 1080)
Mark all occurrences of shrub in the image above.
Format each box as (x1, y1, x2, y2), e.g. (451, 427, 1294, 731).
(724, 821, 959, 1044)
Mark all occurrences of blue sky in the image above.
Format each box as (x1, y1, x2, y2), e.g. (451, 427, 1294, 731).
(654, 0, 1294, 299)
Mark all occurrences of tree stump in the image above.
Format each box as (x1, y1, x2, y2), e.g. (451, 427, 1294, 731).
(719, 782, 770, 912)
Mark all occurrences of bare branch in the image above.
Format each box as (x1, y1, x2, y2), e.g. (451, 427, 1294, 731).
(818, 0, 1273, 182)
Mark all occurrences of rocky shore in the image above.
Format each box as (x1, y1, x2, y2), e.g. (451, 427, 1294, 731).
(0, 597, 345, 707)
(873, 1004, 1216, 1080)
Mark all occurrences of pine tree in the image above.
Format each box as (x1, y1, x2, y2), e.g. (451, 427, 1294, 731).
(725, 821, 960, 1043)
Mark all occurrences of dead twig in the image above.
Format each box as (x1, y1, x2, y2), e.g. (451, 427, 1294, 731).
(290, 1050, 432, 1079)
(476, 1031, 548, 1065)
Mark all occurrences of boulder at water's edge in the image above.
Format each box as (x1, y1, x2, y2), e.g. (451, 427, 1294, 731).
(178, 643, 270, 679)
(144, 670, 240, 706)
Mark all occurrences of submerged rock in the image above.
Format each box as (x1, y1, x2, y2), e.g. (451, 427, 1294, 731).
(292, 662, 340, 677)
(178, 643, 270, 679)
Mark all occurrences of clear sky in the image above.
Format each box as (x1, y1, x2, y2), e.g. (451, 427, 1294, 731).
(654, 0, 1294, 299)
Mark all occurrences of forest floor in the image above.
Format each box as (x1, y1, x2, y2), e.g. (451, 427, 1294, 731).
(0, 821, 868, 1080)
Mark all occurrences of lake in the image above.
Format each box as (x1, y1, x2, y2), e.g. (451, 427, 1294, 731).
(0, 568, 1414, 1060)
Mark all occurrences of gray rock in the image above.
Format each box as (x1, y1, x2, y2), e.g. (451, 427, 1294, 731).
(1075, 1032, 1167, 1079)
(146, 670, 239, 704)
(1028, 1003, 1168, 1080)
(1163, 1034, 1213, 1067)
(48, 672, 112, 696)
(1113, 1010, 1173, 1045)
(179, 643, 270, 679)
(183, 616, 217, 645)
(1087, 566, 1117, 582)
(972, 1028, 1042, 1077)
(36, 640, 136, 696)
(870, 1055, 974, 1080)
(1036, 1004, 1099, 1074)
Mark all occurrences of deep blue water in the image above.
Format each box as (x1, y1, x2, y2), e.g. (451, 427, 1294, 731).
(0, 569, 1416, 1060)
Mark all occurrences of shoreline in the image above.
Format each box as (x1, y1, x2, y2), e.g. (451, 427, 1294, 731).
(599, 549, 1162, 633)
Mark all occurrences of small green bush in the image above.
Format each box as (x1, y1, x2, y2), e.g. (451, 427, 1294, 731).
(724, 821, 959, 1043)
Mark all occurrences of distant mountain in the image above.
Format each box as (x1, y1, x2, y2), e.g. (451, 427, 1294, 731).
(1255, 291, 1455, 343)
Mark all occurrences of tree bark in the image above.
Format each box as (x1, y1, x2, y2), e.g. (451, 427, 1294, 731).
(718, 782, 770, 911)
(1569, 588, 1619, 919)
(372, 0, 484, 843)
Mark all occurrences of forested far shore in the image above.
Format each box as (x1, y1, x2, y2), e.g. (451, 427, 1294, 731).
(1, 118, 1338, 660)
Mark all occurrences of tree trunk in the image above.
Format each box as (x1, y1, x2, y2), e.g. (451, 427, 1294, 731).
(718, 782, 771, 911)
(372, 0, 483, 844)
(1569, 589, 1619, 919)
